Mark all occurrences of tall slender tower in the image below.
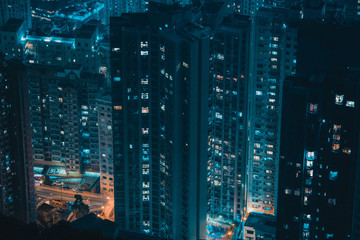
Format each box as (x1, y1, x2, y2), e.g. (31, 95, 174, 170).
(206, 13, 250, 221)
(0, 54, 35, 223)
(110, 4, 207, 239)
(277, 72, 360, 240)
(246, 8, 298, 216)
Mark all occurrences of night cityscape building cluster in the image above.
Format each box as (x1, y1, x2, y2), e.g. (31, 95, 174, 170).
(1, 0, 360, 240)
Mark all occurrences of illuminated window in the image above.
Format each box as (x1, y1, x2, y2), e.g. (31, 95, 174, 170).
(114, 106, 122, 110)
(304, 196, 308, 205)
(306, 151, 316, 160)
(306, 160, 313, 168)
(256, 91, 262, 96)
(332, 143, 340, 152)
(142, 182, 150, 188)
(309, 103, 318, 113)
(333, 124, 341, 132)
(140, 41, 148, 48)
(268, 78, 277, 83)
(346, 101, 355, 107)
(217, 53, 224, 60)
(141, 93, 148, 99)
(329, 171, 338, 181)
(141, 51, 148, 56)
(142, 128, 149, 134)
(335, 94, 344, 105)
(142, 107, 149, 113)
(253, 155, 260, 160)
(305, 188, 312, 195)
(333, 134, 340, 141)
(141, 78, 148, 84)
(183, 62, 189, 68)
(328, 198, 336, 206)
(343, 148, 351, 154)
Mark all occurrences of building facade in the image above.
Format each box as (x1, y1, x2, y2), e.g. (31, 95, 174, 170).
(246, 8, 298, 216)
(206, 14, 250, 221)
(277, 72, 360, 240)
(0, 55, 35, 223)
(97, 91, 114, 196)
(0, 0, 31, 29)
(27, 66, 105, 174)
(111, 4, 208, 239)
(243, 212, 276, 240)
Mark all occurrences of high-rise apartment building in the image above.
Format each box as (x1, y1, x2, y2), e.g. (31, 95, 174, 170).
(246, 8, 298, 216)
(0, 19, 26, 59)
(206, 13, 250, 221)
(97, 91, 114, 196)
(27, 66, 105, 174)
(110, 3, 208, 239)
(277, 72, 360, 240)
(0, 22, 108, 75)
(0, 54, 35, 223)
(0, 0, 31, 29)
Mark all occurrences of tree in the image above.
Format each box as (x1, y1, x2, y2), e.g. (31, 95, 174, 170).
(71, 194, 89, 219)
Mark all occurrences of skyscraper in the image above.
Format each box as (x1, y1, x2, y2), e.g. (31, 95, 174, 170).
(246, 8, 298, 216)
(97, 90, 115, 196)
(27, 66, 105, 174)
(0, 54, 35, 223)
(0, 0, 31, 29)
(277, 71, 360, 240)
(110, 3, 207, 239)
(206, 12, 250, 221)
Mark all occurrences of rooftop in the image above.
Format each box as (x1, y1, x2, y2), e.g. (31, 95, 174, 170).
(1, 19, 24, 32)
(77, 24, 98, 39)
(245, 212, 276, 234)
